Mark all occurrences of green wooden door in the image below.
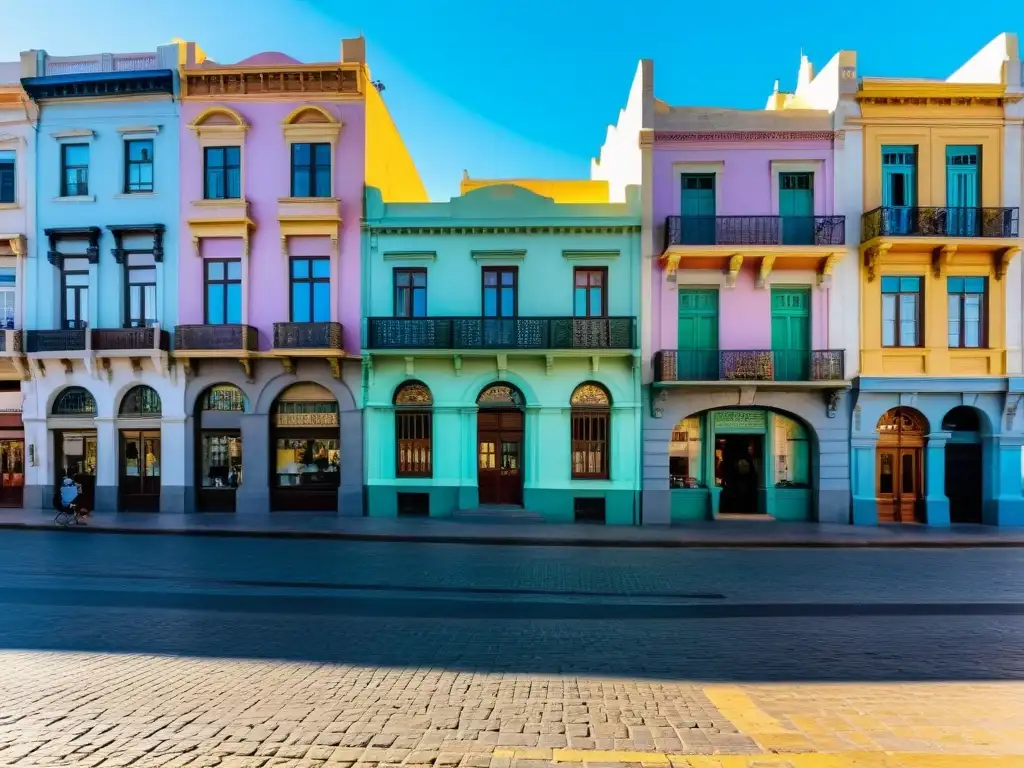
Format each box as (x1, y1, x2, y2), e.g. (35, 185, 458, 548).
(677, 289, 719, 380)
(882, 145, 917, 235)
(946, 145, 980, 236)
(779, 172, 814, 245)
(771, 287, 810, 381)
(680, 174, 716, 245)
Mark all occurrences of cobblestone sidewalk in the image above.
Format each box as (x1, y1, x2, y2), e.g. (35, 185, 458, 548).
(0, 652, 1022, 767)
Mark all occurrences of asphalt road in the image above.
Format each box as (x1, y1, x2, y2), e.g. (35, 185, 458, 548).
(0, 530, 1023, 682)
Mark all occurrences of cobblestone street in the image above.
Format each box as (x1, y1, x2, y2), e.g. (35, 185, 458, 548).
(0, 532, 1022, 767)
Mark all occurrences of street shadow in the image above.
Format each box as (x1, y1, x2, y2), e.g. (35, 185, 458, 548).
(1, 530, 1023, 682)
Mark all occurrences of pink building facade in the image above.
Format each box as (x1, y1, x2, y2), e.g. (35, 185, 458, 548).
(174, 41, 377, 515)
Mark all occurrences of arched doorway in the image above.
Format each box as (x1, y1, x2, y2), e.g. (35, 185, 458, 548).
(195, 384, 246, 512)
(876, 407, 927, 523)
(943, 406, 983, 524)
(52, 386, 98, 489)
(271, 382, 340, 511)
(117, 385, 162, 511)
(476, 383, 524, 506)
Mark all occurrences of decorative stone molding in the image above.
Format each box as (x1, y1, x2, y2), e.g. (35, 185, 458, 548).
(655, 131, 837, 143)
(370, 225, 639, 236)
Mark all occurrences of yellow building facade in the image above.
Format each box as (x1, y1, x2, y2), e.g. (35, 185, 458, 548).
(851, 43, 1024, 528)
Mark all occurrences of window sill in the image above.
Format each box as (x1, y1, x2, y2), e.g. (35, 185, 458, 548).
(52, 195, 96, 203)
(0, 202, 19, 210)
(114, 192, 157, 199)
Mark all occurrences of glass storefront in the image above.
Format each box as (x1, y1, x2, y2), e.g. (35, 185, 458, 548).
(201, 434, 242, 490)
(196, 385, 247, 512)
(271, 386, 339, 511)
(0, 439, 24, 506)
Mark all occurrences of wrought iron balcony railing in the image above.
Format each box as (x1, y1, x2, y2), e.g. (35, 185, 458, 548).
(174, 324, 259, 352)
(367, 317, 637, 350)
(654, 349, 845, 383)
(861, 206, 1020, 242)
(273, 321, 344, 350)
(92, 327, 170, 352)
(26, 329, 89, 353)
(664, 215, 846, 251)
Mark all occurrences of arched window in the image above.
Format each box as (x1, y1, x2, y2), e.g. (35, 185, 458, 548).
(477, 383, 524, 408)
(53, 387, 97, 416)
(119, 386, 161, 417)
(773, 414, 810, 488)
(394, 381, 432, 478)
(201, 384, 247, 412)
(570, 383, 611, 479)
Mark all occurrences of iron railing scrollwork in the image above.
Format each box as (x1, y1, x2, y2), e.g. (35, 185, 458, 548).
(861, 206, 1019, 242)
(272, 321, 344, 350)
(654, 349, 846, 383)
(92, 327, 170, 351)
(664, 215, 846, 250)
(25, 329, 88, 354)
(174, 324, 259, 352)
(366, 317, 636, 350)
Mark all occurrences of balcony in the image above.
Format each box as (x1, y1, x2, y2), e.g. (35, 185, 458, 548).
(861, 207, 1019, 243)
(272, 322, 344, 353)
(654, 349, 846, 384)
(93, 327, 170, 355)
(0, 330, 26, 380)
(366, 317, 637, 351)
(174, 324, 259, 355)
(26, 329, 88, 354)
(660, 215, 846, 283)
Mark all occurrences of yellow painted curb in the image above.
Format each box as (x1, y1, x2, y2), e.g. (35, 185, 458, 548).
(553, 748, 671, 764)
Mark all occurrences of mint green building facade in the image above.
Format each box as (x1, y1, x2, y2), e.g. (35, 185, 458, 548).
(361, 185, 642, 523)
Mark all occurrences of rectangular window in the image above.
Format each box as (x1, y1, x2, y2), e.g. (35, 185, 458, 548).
(571, 410, 609, 479)
(290, 143, 331, 198)
(482, 267, 517, 317)
(290, 258, 331, 323)
(0, 267, 15, 328)
(947, 276, 986, 349)
(396, 411, 432, 477)
(881, 276, 922, 347)
(394, 268, 427, 318)
(204, 259, 242, 325)
(124, 139, 154, 193)
(125, 252, 157, 328)
(61, 257, 90, 329)
(203, 146, 241, 200)
(573, 268, 606, 317)
(0, 150, 14, 204)
(61, 144, 89, 197)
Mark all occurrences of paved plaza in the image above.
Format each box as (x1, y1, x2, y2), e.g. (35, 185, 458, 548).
(0, 533, 1022, 767)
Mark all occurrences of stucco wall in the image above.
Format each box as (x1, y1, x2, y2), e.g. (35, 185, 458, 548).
(178, 99, 366, 354)
(30, 96, 180, 331)
(0, 96, 33, 326)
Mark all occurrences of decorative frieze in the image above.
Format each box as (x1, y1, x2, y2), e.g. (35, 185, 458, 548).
(369, 225, 640, 236)
(182, 68, 361, 98)
(655, 131, 837, 143)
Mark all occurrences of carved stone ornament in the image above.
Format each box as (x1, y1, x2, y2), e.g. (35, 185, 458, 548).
(570, 383, 611, 407)
(394, 381, 433, 406)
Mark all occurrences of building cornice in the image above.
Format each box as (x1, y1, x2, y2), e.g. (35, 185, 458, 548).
(857, 80, 1006, 101)
(654, 131, 836, 143)
(366, 225, 641, 236)
(181, 65, 363, 99)
(21, 70, 175, 101)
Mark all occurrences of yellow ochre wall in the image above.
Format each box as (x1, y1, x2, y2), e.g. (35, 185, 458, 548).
(861, 253, 1006, 377)
(365, 83, 428, 203)
(460, 178, 610, 204)
(858, 91, 1011, 378)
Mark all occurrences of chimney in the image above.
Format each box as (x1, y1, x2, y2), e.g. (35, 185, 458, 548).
(342, 37, 366, 65)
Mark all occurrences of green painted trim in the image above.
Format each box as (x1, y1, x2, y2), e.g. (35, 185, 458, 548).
(382, 251, 437, 262)
(561, 250, 620, 261)
(471, 249, 526, 261)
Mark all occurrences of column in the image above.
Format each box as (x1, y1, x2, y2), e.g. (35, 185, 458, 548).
(850, 436, 878, 525)
(457, 407, 477, 509)
(182, 415, 197, 512)
(923, 432, 950, 526)
(236, 412, 270, 514)
(159, 417, 186, 513)
(94, 416, 118, 511)
(984, 434, 1024, 526)
(22, 416, 48, 509)
(338, 408, 363, 516)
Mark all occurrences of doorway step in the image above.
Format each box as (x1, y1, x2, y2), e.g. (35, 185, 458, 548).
(454, 505, 545, 523)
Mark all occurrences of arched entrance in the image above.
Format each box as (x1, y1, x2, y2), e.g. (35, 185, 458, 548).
(943, 406, 983, 524)
(52, 386, 98, 488)
(271, 382, 340, 511)
(117, 385, 162, 511)
(195, 384, 246, 512)
(876, 407, 927, 523)
(667, 407, 813, 520)
(476, 383, 524, 506)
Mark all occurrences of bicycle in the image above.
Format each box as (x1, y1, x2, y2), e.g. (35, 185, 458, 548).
(54, 503, 86, 527)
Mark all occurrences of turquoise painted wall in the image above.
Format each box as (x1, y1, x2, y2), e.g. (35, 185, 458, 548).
(362, 184, 643, 523)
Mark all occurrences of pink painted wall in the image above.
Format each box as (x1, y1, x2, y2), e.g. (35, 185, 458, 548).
(650, 140, 836, 355)
(179, 98, 366, 353)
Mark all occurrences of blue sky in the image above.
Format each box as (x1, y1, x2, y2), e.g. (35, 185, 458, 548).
(3, 0, 1019, 200)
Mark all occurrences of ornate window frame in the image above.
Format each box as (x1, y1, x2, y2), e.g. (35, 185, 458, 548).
(569, 382, 611, 480)
(393, 380, 433, 479)
(280, 105, 342, 200)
